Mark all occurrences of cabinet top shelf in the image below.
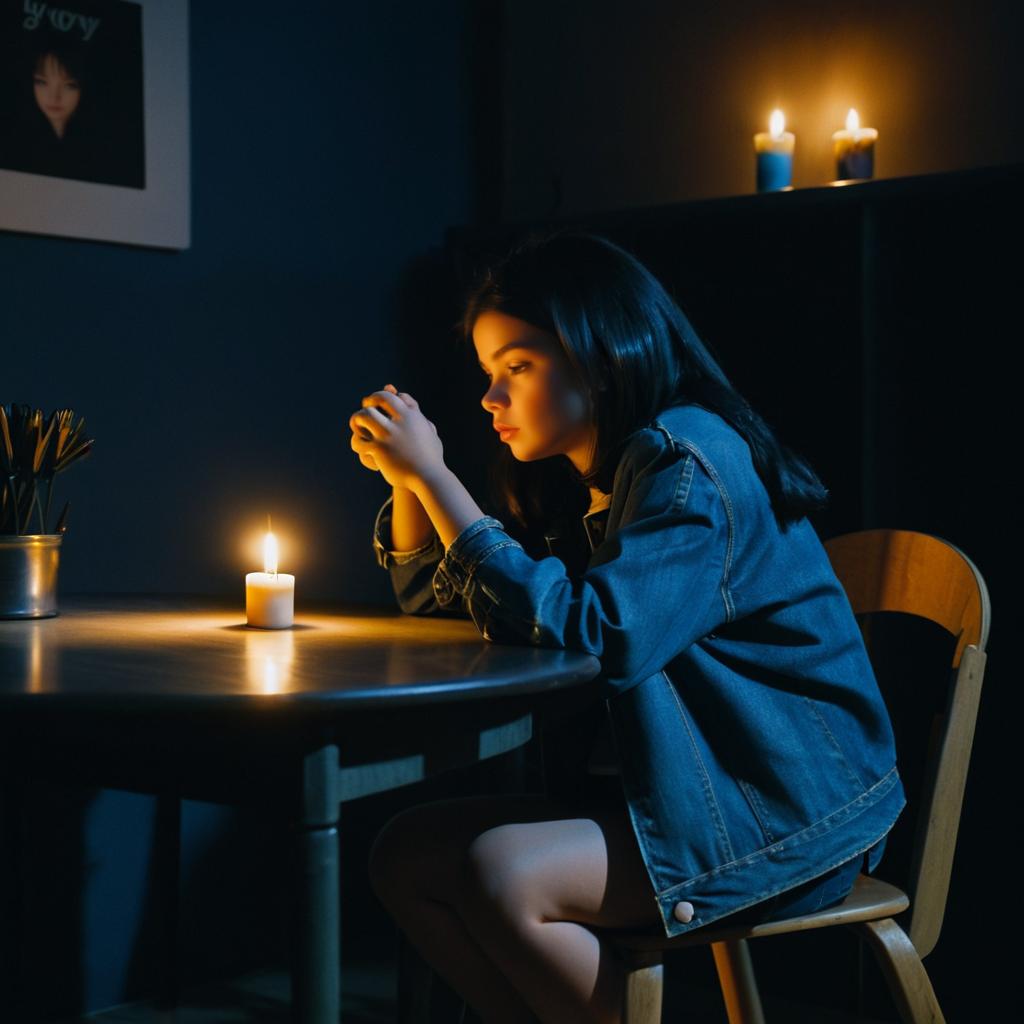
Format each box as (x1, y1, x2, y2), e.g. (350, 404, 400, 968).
(453, 162, 1024, 244)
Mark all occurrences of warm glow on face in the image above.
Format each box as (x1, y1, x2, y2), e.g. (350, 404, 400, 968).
(263, 531, 279, 574)
(846, 108, 860, 133)
(769, 109, 785, 137)
(473, 310, 596, 475)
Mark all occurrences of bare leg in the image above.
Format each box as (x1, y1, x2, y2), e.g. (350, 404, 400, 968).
(455, 794, 667, 1024)
(369, 793, 573, 1024)
(368, 791, 672, 1024)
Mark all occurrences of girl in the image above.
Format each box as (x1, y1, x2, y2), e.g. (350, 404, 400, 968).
(11, 43, 95, 183)
(349, 233, 905, 1024)
(32, 49, 83, 141)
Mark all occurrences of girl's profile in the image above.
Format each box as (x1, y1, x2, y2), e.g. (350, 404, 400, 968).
(349, 232, 905, 1024)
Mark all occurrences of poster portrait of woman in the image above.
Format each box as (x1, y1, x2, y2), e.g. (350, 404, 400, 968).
(0, 0, 145, 189)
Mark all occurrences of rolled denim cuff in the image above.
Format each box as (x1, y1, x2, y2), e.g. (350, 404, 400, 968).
(372, 494, 442, 569)
(432, 515, 517, 605)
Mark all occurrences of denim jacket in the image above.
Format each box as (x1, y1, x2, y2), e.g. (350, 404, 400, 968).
(371, 403, 906, 937)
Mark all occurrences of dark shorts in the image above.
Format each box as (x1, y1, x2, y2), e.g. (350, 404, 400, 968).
(720, 847, 868, 926)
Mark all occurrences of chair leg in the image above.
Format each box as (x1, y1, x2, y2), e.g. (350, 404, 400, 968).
(621, 951, 664, 1024)
(711, 938, 766, 1024)
(853, 918, 946, 1024)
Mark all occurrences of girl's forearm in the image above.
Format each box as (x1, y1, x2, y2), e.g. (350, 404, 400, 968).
(390, 485, 435, 552)
(412, 466, 487, 551)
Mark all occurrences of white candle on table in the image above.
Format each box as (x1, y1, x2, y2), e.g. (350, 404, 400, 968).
(246, 525, 294, 629)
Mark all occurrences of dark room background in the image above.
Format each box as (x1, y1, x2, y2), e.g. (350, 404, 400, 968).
(0, 1, 1014, 1020)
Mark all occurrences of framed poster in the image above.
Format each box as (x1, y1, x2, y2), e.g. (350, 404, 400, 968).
(0, 0, 189, 249)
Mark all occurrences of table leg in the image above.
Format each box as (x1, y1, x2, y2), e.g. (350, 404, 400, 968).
(293, 744, 341, 1023)
(0, 778, 26, 1015)
(154, 793, 181, 1009)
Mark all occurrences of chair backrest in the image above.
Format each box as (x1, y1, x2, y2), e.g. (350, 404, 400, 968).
(824, 529, 989, 959)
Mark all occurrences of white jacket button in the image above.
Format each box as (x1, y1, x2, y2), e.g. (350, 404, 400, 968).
(673, 901, 694, 923)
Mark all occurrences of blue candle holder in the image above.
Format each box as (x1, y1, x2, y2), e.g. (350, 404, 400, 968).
(836, 142, 876, 180)
(832, 113, 878, 182)
(757, 151, 793, 192)
(754, 121, 795, 193)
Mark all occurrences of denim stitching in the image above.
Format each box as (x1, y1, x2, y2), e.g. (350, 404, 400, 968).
(646, 429, 694, 517)
(659, 837, 871, 926)
(388, 536, 441, 566)
(657, 764, 900, 896)
(800, 695, 866, 791)
(681, 440, 734, 621)
(468, 538, 522, 571)
(655, 428, 735, 623)
(449, 539, 523, 598)
(661, 834, 885, 920)
(435, 558, 463, 591)
(674, 451, 695, 512)
(447, 516, 505, 562)
(607, 708, 675, 895)
(737, 777, 776, 845)
(431, 563, 459, 607)
(661, 670, 737, 863)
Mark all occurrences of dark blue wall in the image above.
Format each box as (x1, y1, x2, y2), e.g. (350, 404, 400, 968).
(1, 1, 492, 1015)
(3, 1, 484, 607)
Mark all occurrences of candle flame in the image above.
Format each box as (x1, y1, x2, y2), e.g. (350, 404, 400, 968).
(769, 109, 785, 137)
(263, 531, 279, 574)
(846, 108, 860, 133)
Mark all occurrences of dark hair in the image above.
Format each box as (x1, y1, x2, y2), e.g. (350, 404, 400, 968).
(32, 46, 87, 84)
(461, 231, 828, 535)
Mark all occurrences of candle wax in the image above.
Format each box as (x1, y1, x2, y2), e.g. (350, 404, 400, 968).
(246, 571, 295, 629)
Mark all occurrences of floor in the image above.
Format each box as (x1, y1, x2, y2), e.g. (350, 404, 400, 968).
(59, 964, 393, 1023)
(57, 960, 898, 1024)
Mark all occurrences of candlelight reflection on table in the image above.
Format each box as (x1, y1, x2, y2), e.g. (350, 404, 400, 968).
(245, 626, 295, 694)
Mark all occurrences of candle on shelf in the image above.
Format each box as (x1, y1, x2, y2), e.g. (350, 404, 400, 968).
(754, 109, 795, 193)
(246, 518, 294, 629)
(832, 108, 877, 181)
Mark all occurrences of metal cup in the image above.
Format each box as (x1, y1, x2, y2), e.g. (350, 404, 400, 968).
(0, 534, 62, 618)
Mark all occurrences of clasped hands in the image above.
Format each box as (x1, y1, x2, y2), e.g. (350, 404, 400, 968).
(349, 384, 447, 492)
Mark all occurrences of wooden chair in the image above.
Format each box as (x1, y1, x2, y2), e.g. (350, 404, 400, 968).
(608, 528, 990, 1024)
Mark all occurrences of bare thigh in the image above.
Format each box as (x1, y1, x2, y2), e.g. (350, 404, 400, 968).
(368, 789, 664, 933)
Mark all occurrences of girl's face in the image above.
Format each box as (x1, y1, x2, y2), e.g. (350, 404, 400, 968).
(473, 310, 597, 474)
(33, 54, 80, 138)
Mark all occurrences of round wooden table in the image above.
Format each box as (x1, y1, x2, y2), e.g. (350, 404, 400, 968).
(0, 596, 602, 1022)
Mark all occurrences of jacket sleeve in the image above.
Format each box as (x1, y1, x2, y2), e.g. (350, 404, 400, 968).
(371, 493, 472, 618)
(431, 429, 730, 696)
